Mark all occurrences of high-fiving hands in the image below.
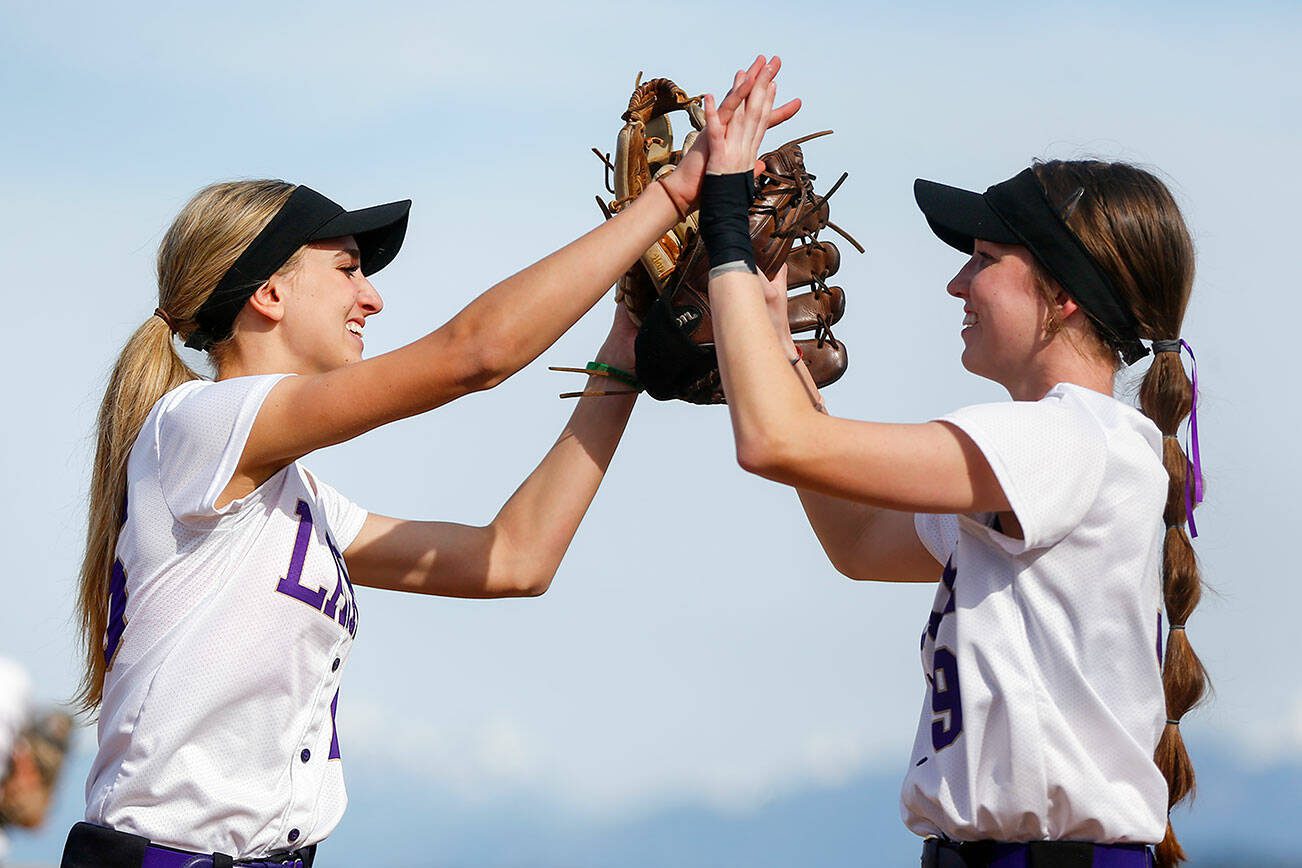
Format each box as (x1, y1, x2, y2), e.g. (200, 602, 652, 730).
(658, 55, 800, 215)
(703, 55, 784, 177)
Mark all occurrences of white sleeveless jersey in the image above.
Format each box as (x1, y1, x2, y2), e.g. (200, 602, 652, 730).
(901, 383, 1170, 844)
(85, 374, 368, 858)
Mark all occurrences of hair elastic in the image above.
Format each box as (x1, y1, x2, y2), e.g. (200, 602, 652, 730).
(1166, 719, 1181, 726)
(656, 176, 689, 223)
(153, 307, 178, 334)
(1152, 339, 1182, 354)
(1168, 624, 1186, 631)
(583, 361, 639, 388)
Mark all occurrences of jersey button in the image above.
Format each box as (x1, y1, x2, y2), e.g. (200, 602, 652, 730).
(331, 658, 340, 672)
(288, 828, 300, 843)
(300, 748, 311, 763)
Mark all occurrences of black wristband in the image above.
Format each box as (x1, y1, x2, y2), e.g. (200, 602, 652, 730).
(700, 172, 757, 271)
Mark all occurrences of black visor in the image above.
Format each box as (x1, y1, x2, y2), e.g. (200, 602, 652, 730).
(914, 168, 1148, 365)
(185, 185, 412, 351)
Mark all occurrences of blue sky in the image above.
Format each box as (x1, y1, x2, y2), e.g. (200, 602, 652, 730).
(3, 0, 1301, 860)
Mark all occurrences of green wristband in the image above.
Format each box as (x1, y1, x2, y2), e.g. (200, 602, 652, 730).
(586, 361, 640, 389)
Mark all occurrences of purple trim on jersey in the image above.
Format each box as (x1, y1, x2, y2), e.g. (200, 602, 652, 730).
(1093, 843, 1155, 866)
(140, 846, 211, 868)
(104, 558, 129, 668)
(982, 843, 1152, 867)
(987, 844, 1029, 867)
(329, 689, 341, 760)
(140, 844, 308, 868)
(276, 500, 327, 609)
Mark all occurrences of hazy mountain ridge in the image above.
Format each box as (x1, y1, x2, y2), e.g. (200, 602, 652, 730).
(12, 739, 1299, 866)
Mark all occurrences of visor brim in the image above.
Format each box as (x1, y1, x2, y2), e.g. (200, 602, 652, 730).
(309, 199, 412, 276)
(914, 179, 1020, 254)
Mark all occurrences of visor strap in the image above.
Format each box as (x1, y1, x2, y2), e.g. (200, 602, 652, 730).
(153, 307, 178, 334)
(986, 169, 1147, 364)
(186, 186, 343, 351)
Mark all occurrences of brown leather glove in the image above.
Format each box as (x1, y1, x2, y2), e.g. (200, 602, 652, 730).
(570, 75, 862, 405)
(630, 129, 862, 404)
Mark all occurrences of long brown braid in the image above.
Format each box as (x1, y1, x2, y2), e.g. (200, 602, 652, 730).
(1032, 160, 1206, 867)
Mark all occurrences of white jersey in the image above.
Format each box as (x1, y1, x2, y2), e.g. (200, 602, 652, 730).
(901, 383, 1169, 844)
(85, 374, 368, 858)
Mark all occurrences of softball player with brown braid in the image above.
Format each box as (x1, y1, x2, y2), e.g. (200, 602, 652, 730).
(700, 67, 1206, 867)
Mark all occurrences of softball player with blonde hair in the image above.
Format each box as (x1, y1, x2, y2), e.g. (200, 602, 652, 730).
(61, 58, 798, 868)
(697, 75, 1205, 867)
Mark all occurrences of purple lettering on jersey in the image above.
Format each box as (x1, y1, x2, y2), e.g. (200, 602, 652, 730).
(930, 646, 963, 750)
(344, 589, 357, 637)
(926, 559, 958, 641)
(103, 558, 129, 669)
(323, 543, 344, 621)
(326, 534, 359, 638)
(329, 689, 341, 760)
(923, 557, 963, 751)
(276, 500, 328, 610)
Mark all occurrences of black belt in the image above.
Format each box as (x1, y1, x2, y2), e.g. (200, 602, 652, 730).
(921, 837, 1153, 867)
(62, 822, 317, 868)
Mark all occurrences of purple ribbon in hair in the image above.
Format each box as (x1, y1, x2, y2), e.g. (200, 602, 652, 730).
(1180, 338, 1204, 537)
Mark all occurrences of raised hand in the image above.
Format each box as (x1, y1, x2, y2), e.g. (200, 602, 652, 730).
(703, 58, 778, 177)
(659, 56, 801, 214)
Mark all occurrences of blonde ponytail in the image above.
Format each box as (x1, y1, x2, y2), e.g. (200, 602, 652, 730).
(76, 316, 197, 710)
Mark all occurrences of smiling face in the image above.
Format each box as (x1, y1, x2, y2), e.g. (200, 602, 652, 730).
(947, 239, 1058, 388)
(276, 236, 384, 373)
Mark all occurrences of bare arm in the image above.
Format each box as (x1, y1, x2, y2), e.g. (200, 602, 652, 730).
(738, 274, 943, 581)
(775, 360, 938, 582)
(713, 271, 1007, 576)
(695, 88, 977, 582)
(343, 309, 639, 598)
